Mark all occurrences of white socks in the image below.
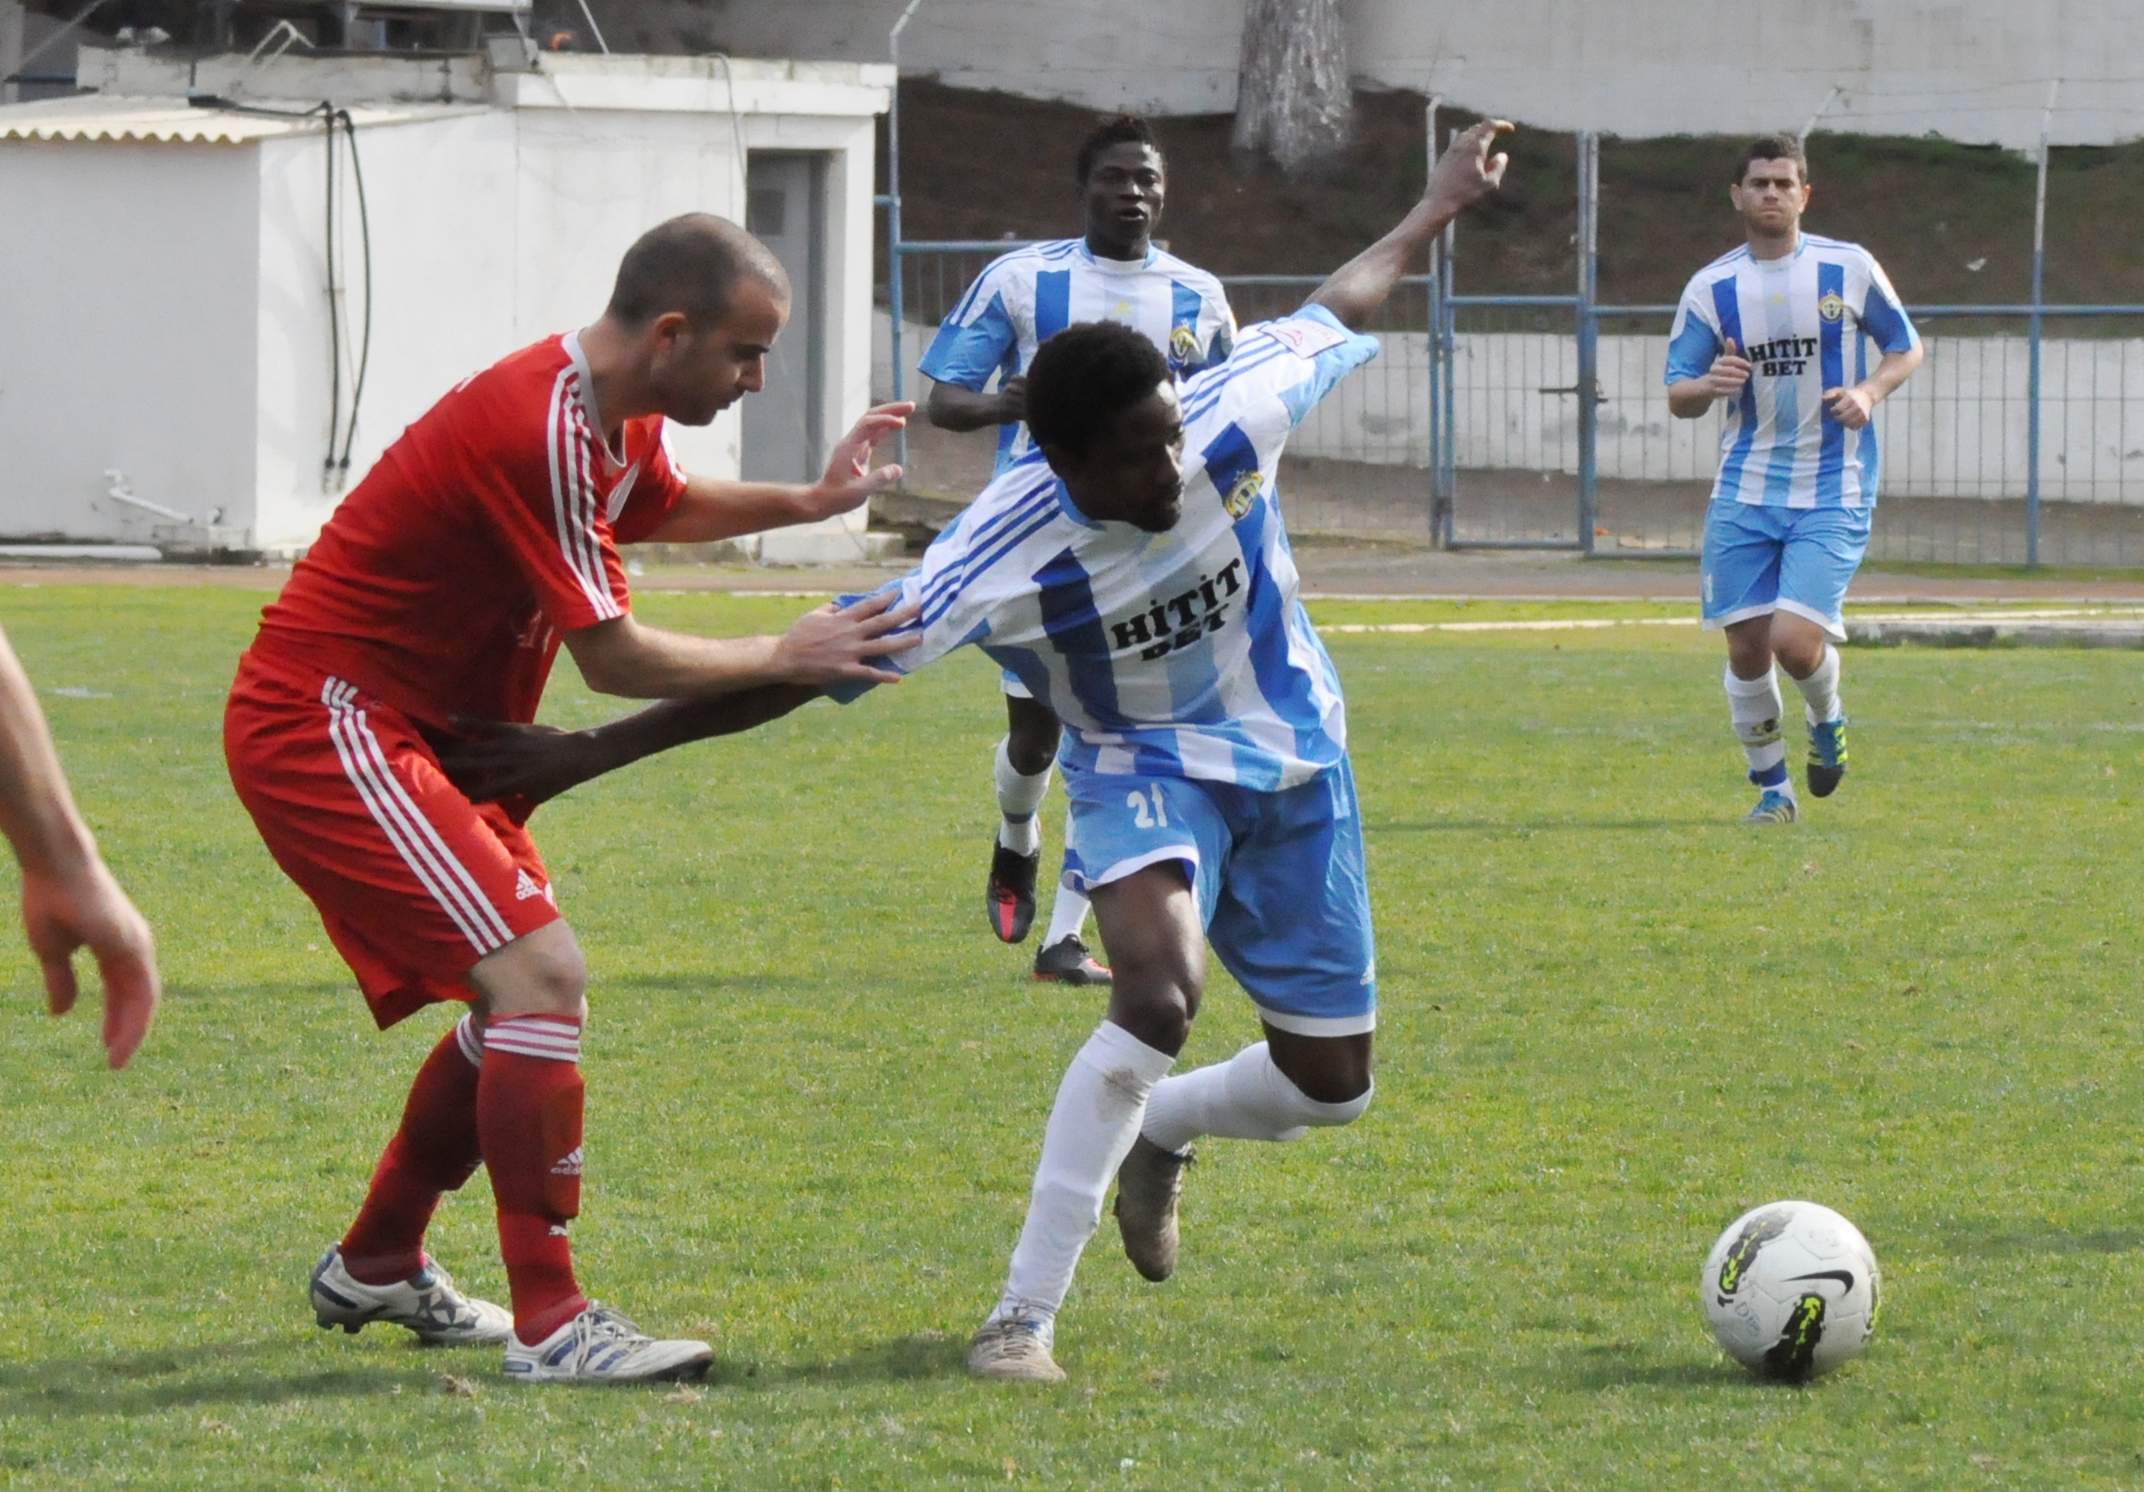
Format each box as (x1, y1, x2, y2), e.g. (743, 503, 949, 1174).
(1041, 864, 1091, 948)
(1724, 665, 1789, 791)
(994, 737, 1051, 856)
(991, 1021, 1176, 1325)
(1142, 1042, 1373, 1154)
(1790, 644, 1843, 726)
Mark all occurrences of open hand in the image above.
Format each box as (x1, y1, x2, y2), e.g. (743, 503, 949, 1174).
(431, 718, 597, 809)
(1427, 118, 1514, 211)
(23, 856, 158, 1068)
(809, 402, 914, 516)
(773, 590, 923, 687)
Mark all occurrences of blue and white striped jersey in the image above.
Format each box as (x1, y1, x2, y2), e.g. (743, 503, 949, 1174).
(848, 305, 1377, 792)
(919, 239, 1236, 473)
(1665, 234, 1918, 510)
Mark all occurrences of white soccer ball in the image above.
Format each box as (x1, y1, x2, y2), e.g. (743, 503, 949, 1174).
(1700, 1200, 1880, 1381)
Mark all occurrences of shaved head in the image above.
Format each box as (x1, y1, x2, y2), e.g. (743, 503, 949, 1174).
(605, 213, 789, 328)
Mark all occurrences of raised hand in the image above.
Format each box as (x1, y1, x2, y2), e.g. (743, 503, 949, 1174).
(996, 375, 1029, 425)
(809, 402, 914, 516)
(771, 590, 923, 687)
(1427, 118, 1515, 211)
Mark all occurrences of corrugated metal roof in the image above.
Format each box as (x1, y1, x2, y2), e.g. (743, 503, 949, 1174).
(0, 95, 485, 145)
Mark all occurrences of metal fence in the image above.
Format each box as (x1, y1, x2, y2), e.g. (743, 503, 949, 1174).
(878, 130, 2144, 568)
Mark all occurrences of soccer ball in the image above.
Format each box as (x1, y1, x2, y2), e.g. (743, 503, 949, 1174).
(1700, 1200, 1880, 1381)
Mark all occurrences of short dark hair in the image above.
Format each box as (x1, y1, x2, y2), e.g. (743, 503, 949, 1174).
(1026, 322, 1171, 456)
(1737, 135, 1808, 185)
(605, 212, 789, 327)
(1075, 114, 1162, 183)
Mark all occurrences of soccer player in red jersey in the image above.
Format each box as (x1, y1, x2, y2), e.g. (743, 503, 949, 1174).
(224, 214, 917, 1384)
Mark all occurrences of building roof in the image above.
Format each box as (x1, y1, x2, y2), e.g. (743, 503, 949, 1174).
(0, 95, 486, 145)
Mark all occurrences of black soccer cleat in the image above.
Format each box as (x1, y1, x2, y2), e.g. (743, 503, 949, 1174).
(1033, 935, 1112, 986)
(986, 839, 1041, 944)
(1806, 716, 1849, 799)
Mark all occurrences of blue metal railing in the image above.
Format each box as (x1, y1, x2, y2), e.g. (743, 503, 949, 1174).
(878, 204, 2144, 565)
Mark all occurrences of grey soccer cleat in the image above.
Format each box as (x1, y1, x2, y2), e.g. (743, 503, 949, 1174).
(502, 1303, 714, 1385)
(966, 1316, 1066, 1384)
(1113, 1136, 1194, 1282)
(310, 1244, 512, 1346)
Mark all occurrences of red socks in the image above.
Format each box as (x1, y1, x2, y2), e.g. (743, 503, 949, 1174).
(479, 1014, 590, 1344)
(340, 1015, 484, 1285)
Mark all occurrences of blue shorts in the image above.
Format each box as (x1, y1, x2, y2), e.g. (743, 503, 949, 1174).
(1000, 667, 1033, 700)
(1061, 760, 1376, 1037)
(1700, 502, 1871, 641)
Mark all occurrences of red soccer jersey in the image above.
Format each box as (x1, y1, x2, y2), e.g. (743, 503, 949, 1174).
(250, 332, 688, 727)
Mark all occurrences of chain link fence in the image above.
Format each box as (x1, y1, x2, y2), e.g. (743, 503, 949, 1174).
(877, 131, 2144, 568)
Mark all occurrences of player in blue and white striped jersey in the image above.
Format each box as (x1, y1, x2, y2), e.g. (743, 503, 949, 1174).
(922, 116, 1237, 989)
(1666, 134, 1923, 825)
(429, 120, 1517, 1387)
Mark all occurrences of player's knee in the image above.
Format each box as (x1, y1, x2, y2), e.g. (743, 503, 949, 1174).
(1004, 708, 1059, 773)
(1279, 1069, 1373, 1129)
(473, 923, 588, 1019)
(1109, 975, 1198, 1054)
(1775, 636, 1825, 678)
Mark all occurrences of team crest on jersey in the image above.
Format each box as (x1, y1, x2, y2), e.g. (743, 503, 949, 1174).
(1224, 469, 1264, 519)
(1169, 324, 1202, 364)
(1818, 291, 1846, 323)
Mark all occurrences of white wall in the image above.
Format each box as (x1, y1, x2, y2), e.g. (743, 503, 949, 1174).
(663, 0, 2144, 148)
(510, 105, 748, 486)
(252, 112, 520, 551)
(0, 143, 259, 542)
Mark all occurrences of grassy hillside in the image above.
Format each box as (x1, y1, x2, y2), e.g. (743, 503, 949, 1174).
(883, 81, 2144, 307)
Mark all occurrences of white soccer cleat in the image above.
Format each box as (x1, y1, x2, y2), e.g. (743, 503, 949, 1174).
(309, 1245, 513, 1346)
(502, 1303, 714, 1385)
(966, 1315, 1067, 1384)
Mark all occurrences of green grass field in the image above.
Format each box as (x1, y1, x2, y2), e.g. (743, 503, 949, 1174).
(3, 583, 2141, 1489)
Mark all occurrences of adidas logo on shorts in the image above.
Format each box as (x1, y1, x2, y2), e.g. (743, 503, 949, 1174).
(550, 1146, 583, 1177)
(515, 869, 545, 902)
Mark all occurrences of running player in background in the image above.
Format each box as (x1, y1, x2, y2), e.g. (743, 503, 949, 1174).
(1666, 135, 1923, 824)
(426, 120, 1516, 1387)
(921, 114, 1235, 986)
(0, 624, 158, 1068)
(223, 213, 915, 1384)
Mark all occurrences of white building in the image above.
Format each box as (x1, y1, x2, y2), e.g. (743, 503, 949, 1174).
(641, 0, 2144, 150)
(0, 45, 892, 559)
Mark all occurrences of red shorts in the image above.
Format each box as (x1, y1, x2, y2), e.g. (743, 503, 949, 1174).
(224, 649, 562, 1029)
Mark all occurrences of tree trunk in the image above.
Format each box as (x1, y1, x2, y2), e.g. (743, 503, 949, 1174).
(1231, 0, 1354, 175)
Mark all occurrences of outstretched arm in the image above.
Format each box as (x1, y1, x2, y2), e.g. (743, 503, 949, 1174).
(1306, 119, 1513, 331)
(0, 626, 159, 1068)
(433, 683, 822, 808)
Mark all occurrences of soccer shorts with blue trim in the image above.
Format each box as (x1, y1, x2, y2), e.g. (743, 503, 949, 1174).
(1061, 758, 1376, 1037)
(1700, 501, 1872, 641)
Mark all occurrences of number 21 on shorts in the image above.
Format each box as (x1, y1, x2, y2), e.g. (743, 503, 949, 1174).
(1127, 784, 1169, 829)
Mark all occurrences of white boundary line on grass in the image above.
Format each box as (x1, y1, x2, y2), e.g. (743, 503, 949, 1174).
(1320, 607, 2144, 635)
